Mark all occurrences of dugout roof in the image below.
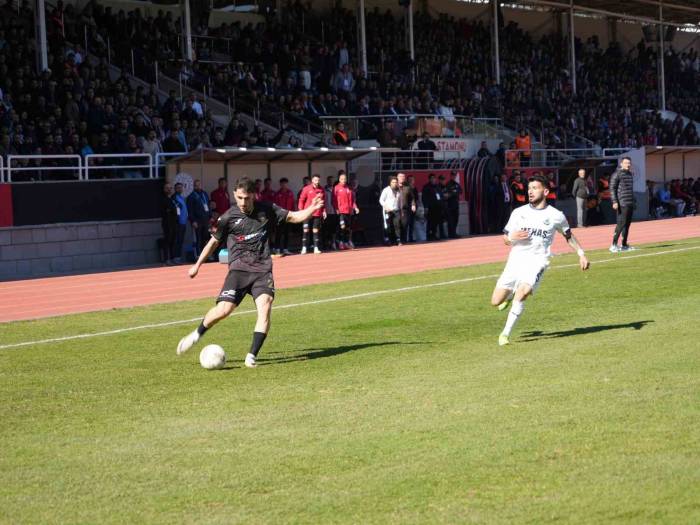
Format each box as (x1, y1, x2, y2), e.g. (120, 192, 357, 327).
(169, 147, 382, 164)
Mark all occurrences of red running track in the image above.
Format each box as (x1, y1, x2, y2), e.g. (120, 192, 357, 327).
(1, 216, 698, 323)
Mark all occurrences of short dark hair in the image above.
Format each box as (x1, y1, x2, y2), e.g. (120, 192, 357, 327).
(279, 177, 289, 183)
(174, 182, 182, 188)
(621, 156, 632, 163)
(528, 174, 547, 187)
(311, 174, 320, 180)
(235, 177, 256, 193)
(218, 177, 226, 183)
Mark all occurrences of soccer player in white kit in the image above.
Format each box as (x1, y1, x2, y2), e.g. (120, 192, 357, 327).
(491, 175, 590, 346)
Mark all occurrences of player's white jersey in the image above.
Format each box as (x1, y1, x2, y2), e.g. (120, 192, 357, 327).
(503, 204, 571, 260)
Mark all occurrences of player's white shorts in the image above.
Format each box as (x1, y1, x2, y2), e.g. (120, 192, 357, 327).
(496, 256, 549, 293)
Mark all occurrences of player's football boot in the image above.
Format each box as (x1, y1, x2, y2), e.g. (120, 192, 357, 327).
(620, 245, 637, 252)
(300, 246, 308, 255)
(244, 353, 257, 368)
(608, 244, 619, 253)
(176, 330, 200, 355)
(497, 298, 511, 311)
(314, 247, 322, 254)
(498, 334, 510, 346)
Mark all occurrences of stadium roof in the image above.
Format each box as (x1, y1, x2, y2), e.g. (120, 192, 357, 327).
(514, 0, 700, 27)
(168, 147, 381, 164)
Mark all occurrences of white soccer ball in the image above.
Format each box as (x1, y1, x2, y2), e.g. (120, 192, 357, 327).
(199, 344, 226, 370)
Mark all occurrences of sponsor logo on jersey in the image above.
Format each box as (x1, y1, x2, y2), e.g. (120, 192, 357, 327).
(235, 231, 264, 242)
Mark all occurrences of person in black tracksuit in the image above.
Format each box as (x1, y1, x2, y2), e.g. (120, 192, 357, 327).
(445, 171, 462, 238)
(610, 157, 636, 252)
(160, 182, 178, 264)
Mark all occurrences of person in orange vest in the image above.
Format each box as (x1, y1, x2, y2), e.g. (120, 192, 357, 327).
(597, 173, 614, 224)
(514, 129, 532, 167)
(510, 171, 527, 207)
(545, 172, 557, 206)
(505, 141, 520, 169)
(332, 122, 351, 146)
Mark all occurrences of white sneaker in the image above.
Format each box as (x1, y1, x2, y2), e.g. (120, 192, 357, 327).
(609, 244, 619, 253)
(244, 353, 257, 368)
(301, 246, 308, 255)
(348, 241, 355, 249)
(176, 330, 200, 355)
(283, 249, 292, 255)
(314, 247, 322, 254)
(620, 245, 637, 252)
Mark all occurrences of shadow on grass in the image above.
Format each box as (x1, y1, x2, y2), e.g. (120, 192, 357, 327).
(258, 341, 426, 366)
(520, 320, 653, 341)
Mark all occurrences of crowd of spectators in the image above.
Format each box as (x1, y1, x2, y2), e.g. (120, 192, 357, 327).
(3, 0, 700, 178)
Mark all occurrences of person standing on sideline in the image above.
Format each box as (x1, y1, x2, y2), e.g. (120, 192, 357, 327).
(510, 171, 527, 208)
(422, 174, 442, 240)
(323, 175, 338, 250)
(379, 176, 402, 245)
(491, 175, 590, 346)
(259, 178, 276, 203)
(497, 173, 513, 230)
(545, 172, 557, 207)
(397, 172, 416, 244)
(210, 177, 231, 215)
(187, 179, 212, 257)
(274, 178, 295, 255)
(160, 183, 178, 264)
(597, 173, 613, 223)
(176, 178, 324, 368)
(298, 174, 326, 254)
(333, 171, 359, 250)
(172, 182, 188, 263)
(572, 168, 589, 228)
(610, 157, 636, 252)
(445, 171, 462, 238)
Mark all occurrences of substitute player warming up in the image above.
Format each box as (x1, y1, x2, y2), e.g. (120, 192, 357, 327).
(491, 175, 590, 346)
(176, 178, 324, 367)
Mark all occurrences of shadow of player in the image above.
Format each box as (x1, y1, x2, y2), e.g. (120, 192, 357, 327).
(258, 341, 425, 366)
(520, 320, 653, 341)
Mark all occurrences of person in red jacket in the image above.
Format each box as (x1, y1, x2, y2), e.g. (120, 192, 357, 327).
(259, 178, 276, 203)
(274, 178, 296, 255)
(333, 170, 360, 250)
(298, 174, 326, 254)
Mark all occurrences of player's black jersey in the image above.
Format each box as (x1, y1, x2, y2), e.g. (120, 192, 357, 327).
(213, 201, 288, 272)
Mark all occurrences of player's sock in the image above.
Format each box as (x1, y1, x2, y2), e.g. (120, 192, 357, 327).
(197, 320, 209, 337)
(313, 230, 320, 249)
(250, 331, 267, 357)
(502, 300, 524, 337)
(301, 228, 309, 249)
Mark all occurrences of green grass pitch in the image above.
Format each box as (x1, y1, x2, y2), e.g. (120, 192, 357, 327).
(1, 239, 699, 524)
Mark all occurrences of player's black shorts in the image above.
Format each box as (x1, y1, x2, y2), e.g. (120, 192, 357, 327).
(304, 217, 323, 229)
(216, 270, 275, 305)
(338, 213, 354, 228)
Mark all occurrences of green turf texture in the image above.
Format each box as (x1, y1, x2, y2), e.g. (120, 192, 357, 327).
(1, 239, 699, 524)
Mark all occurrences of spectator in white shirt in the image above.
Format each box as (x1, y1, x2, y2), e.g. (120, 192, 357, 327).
(379, 176, 402, 245)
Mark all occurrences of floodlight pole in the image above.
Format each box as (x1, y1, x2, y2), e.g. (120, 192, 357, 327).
(34, 0, 48, 73)
(659, 2, 666, 112)
(358, 0, 368, 77)
(408, 0, 415, 63)
(180, 0, 194, 62)
(569, 0, 576, 95)
(492, 0, 501, 85)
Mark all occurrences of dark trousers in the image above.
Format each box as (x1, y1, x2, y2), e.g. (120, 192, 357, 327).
(447, 206, 459, 237)
(275, 222, 289, 250)
(174, 223, 186, 259)
(323, 214, 338, 248)
(384, 211, 402, 244)
(193, 221, 210, 256)
(427, 207, 447, 240)
(400, 209, 414, 243)
(612, 205, 634, 246)
(161, 223, 177, 261)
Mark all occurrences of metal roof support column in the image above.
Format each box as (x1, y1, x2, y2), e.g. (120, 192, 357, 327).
(659, 2, 666, 112)
(492, 0, 501, 84)
(569, 0, 576, 95)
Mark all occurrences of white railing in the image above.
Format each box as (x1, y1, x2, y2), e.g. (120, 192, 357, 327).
(0, 156, 3, 183)
(6, 155, 83, 182)
(504, 148, 602, 169)
(84, 153, 154, 180)
(155, 152, 187, 178)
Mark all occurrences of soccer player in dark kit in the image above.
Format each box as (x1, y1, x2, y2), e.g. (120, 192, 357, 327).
(176, 177, 324, 368)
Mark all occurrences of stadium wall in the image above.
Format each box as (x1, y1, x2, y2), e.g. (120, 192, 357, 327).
(0, 219, 161, 281)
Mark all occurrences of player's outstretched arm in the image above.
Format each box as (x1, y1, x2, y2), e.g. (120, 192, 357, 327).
(563, 231, 590, 271)
(188, 237, 220, 278)
(286, 195, 324, 224)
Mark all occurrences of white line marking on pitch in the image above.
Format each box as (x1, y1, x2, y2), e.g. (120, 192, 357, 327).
(1, 245, 698, 350)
